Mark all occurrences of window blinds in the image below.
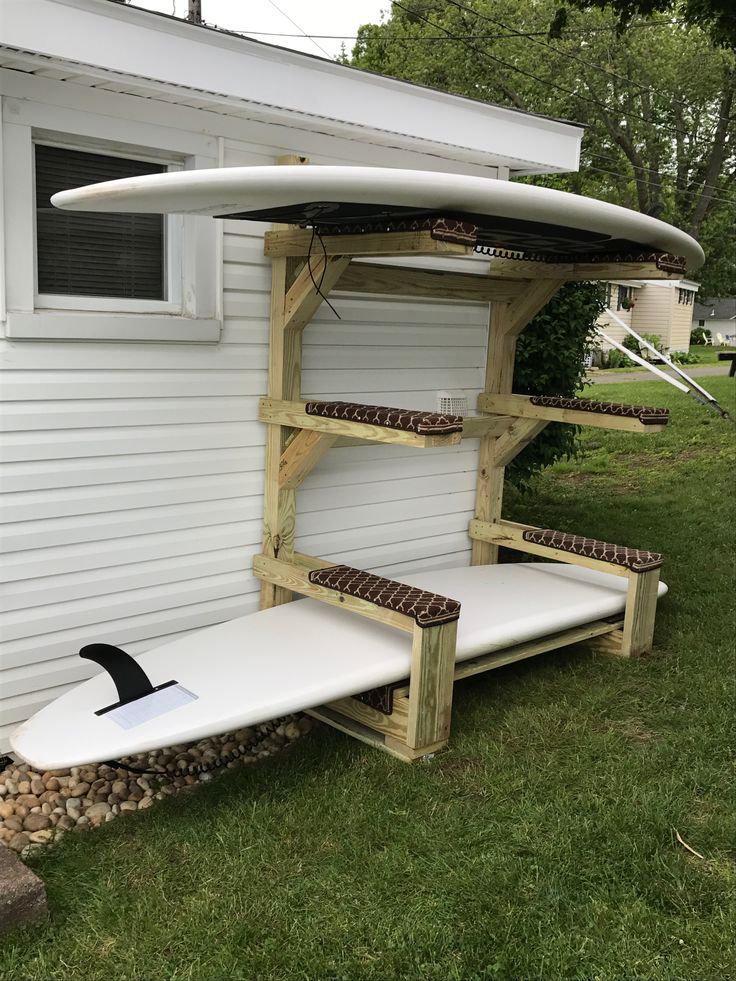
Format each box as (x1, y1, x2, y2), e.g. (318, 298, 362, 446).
(35, 144, 166, 300)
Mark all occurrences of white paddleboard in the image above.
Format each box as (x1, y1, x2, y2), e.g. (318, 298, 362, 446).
(51, 165, 704, 268)
(11, 563, 667, 770)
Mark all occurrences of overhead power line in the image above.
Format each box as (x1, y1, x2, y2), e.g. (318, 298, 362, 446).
(442, 0, 733, 125)
(262, 0, 333, 59)
(388, 0, 731, 142)
(388, 0, 677, 133)
(590, 150, 734, 197)
(226, 22, 683, 41)
(581, 164, 735, 206)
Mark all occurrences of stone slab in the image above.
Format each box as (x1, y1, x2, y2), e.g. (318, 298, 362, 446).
(0, 845, 48, 933)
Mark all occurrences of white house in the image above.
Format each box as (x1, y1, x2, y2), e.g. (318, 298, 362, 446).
(595, 279, 699, 355)
(693, 297, 736, 344)
(0, 0, 583, 752)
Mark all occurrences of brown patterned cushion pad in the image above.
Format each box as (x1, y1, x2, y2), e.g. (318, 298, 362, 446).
(529, 395, 669, 426)
(522, 529, 663, 572)
(355, 683, 406, 716)
(308, 565, 461, 627)
(304, 401, 464, 435)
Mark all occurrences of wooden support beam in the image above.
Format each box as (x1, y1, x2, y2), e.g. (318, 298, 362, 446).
(253, 553, 415, 633)
(336, 262, 529, 302)
(278, 430, 337, 489)
(492, 418, 549, 467)
(260, 252, 298, 608)
(264, 228, 473, 258)
(504, 279, 568, 337)
(305, 704, 446, 762)
(587, 629, 625, 656)
(452, 619, 622, 680)
(478, 393, 668, 433)
(406, 620, 458, 750)
(468, 518, 630, 578)
(283, 255, 352, 331)
(460, 414, 516, 439)
(260, 154, 309, 610)
(622, 569, 661, 656)
(471, 282, 564, 567)
(325, 695, 409, 741)
(488, 257, 681, 281)
(260, 399, 463, 449)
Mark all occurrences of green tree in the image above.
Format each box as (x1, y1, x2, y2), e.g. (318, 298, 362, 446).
(350, 0, 735, 293)
(551, 0, 736, 50)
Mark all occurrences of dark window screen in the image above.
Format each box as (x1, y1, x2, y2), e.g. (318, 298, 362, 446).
(35, 144, 166, 300)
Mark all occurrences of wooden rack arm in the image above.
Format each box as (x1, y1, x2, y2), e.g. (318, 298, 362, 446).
(468, 518, 665, 579)
(283, 255, 352, 331)
(260, 399, 463, 448)
(477, 393, 669, 433)
(278, 430, 337, 489)
(265, 228, 472, 258)
(470, 519, 663, 656)
(336, 262, 529, 302)
(487, 257, 681, 281)
(253, 554, 415, 633)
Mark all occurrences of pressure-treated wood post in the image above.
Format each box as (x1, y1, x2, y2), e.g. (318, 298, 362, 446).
(621, 569, 661, 656)
(406, 620, 458, 750)
(472, 280, 565, 566)
(261, 155, 309, 609)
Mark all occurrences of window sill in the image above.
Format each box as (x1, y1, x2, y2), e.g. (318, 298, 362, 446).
(5, 312, 222, 344)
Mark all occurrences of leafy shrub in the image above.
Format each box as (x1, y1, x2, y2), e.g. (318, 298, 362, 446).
(669, 350, 700, 364)
(691, 326, 711, 345)
(509, 282, 604, 488)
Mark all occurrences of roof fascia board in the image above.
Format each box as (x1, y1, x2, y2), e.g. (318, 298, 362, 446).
(2, 0, 582, 174)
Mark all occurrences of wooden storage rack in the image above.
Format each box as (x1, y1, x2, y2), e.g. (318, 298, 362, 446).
(254, 201, 678, 763)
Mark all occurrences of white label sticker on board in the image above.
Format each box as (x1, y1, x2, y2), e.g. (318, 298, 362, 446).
(105, 685, 198, 731)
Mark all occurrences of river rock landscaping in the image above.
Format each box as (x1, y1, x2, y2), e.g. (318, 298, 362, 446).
(0, 714, 312, 855)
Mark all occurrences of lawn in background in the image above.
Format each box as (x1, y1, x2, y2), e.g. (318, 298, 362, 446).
(1, 377, 734, 981)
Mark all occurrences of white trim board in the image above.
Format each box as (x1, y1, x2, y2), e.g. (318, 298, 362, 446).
(0, 0, 583, 174)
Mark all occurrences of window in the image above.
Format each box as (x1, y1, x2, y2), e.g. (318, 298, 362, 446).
(35, 145, 165, 300)
(699, 319, 706, 327)
(2, 102, 220, 342)
(617, 285, 633, 310)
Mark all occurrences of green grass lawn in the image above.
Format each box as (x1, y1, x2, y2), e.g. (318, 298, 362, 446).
(2, 378, 734, 981)
(687, 344, 736, 365)
(593, 344, 736, 375)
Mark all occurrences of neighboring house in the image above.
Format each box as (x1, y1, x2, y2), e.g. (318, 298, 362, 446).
(595, 279, 699, 355)
(0, 0, 584, 750)
(693, 297, 736, 344)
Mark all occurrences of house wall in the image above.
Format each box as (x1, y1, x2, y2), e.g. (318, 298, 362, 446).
(670, 293, 696, 351)
(629, 284, 674, 349)
(596, 284, 637, 348)
(0, 77, 491, 751)
(693, 318, 736, 343)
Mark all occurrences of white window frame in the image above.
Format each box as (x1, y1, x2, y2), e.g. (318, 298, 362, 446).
(1, 98, 222, 343)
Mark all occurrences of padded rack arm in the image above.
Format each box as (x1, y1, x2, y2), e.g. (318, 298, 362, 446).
(468, 519, 663, 657)
(253, 553, 459, 749)
(477, 393, 670, 432)
(260, 398, 513, 449)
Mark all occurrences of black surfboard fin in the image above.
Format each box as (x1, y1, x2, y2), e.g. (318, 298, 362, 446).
(79, 643, 177, 716)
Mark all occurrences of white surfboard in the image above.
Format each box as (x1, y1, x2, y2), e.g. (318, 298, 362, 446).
(51, 165, 704, 268)
(10, 563, 667, 770)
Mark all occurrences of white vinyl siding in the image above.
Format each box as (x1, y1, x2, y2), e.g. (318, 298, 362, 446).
(0, 107, 489, 750)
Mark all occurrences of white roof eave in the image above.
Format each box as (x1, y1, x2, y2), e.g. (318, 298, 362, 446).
(0, 0, 583, 176)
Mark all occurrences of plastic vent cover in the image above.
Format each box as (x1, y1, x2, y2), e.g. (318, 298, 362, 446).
(437, 390, 469, 415)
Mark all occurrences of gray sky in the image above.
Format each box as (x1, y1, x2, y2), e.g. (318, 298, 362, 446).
(128, 1, 390, 59)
